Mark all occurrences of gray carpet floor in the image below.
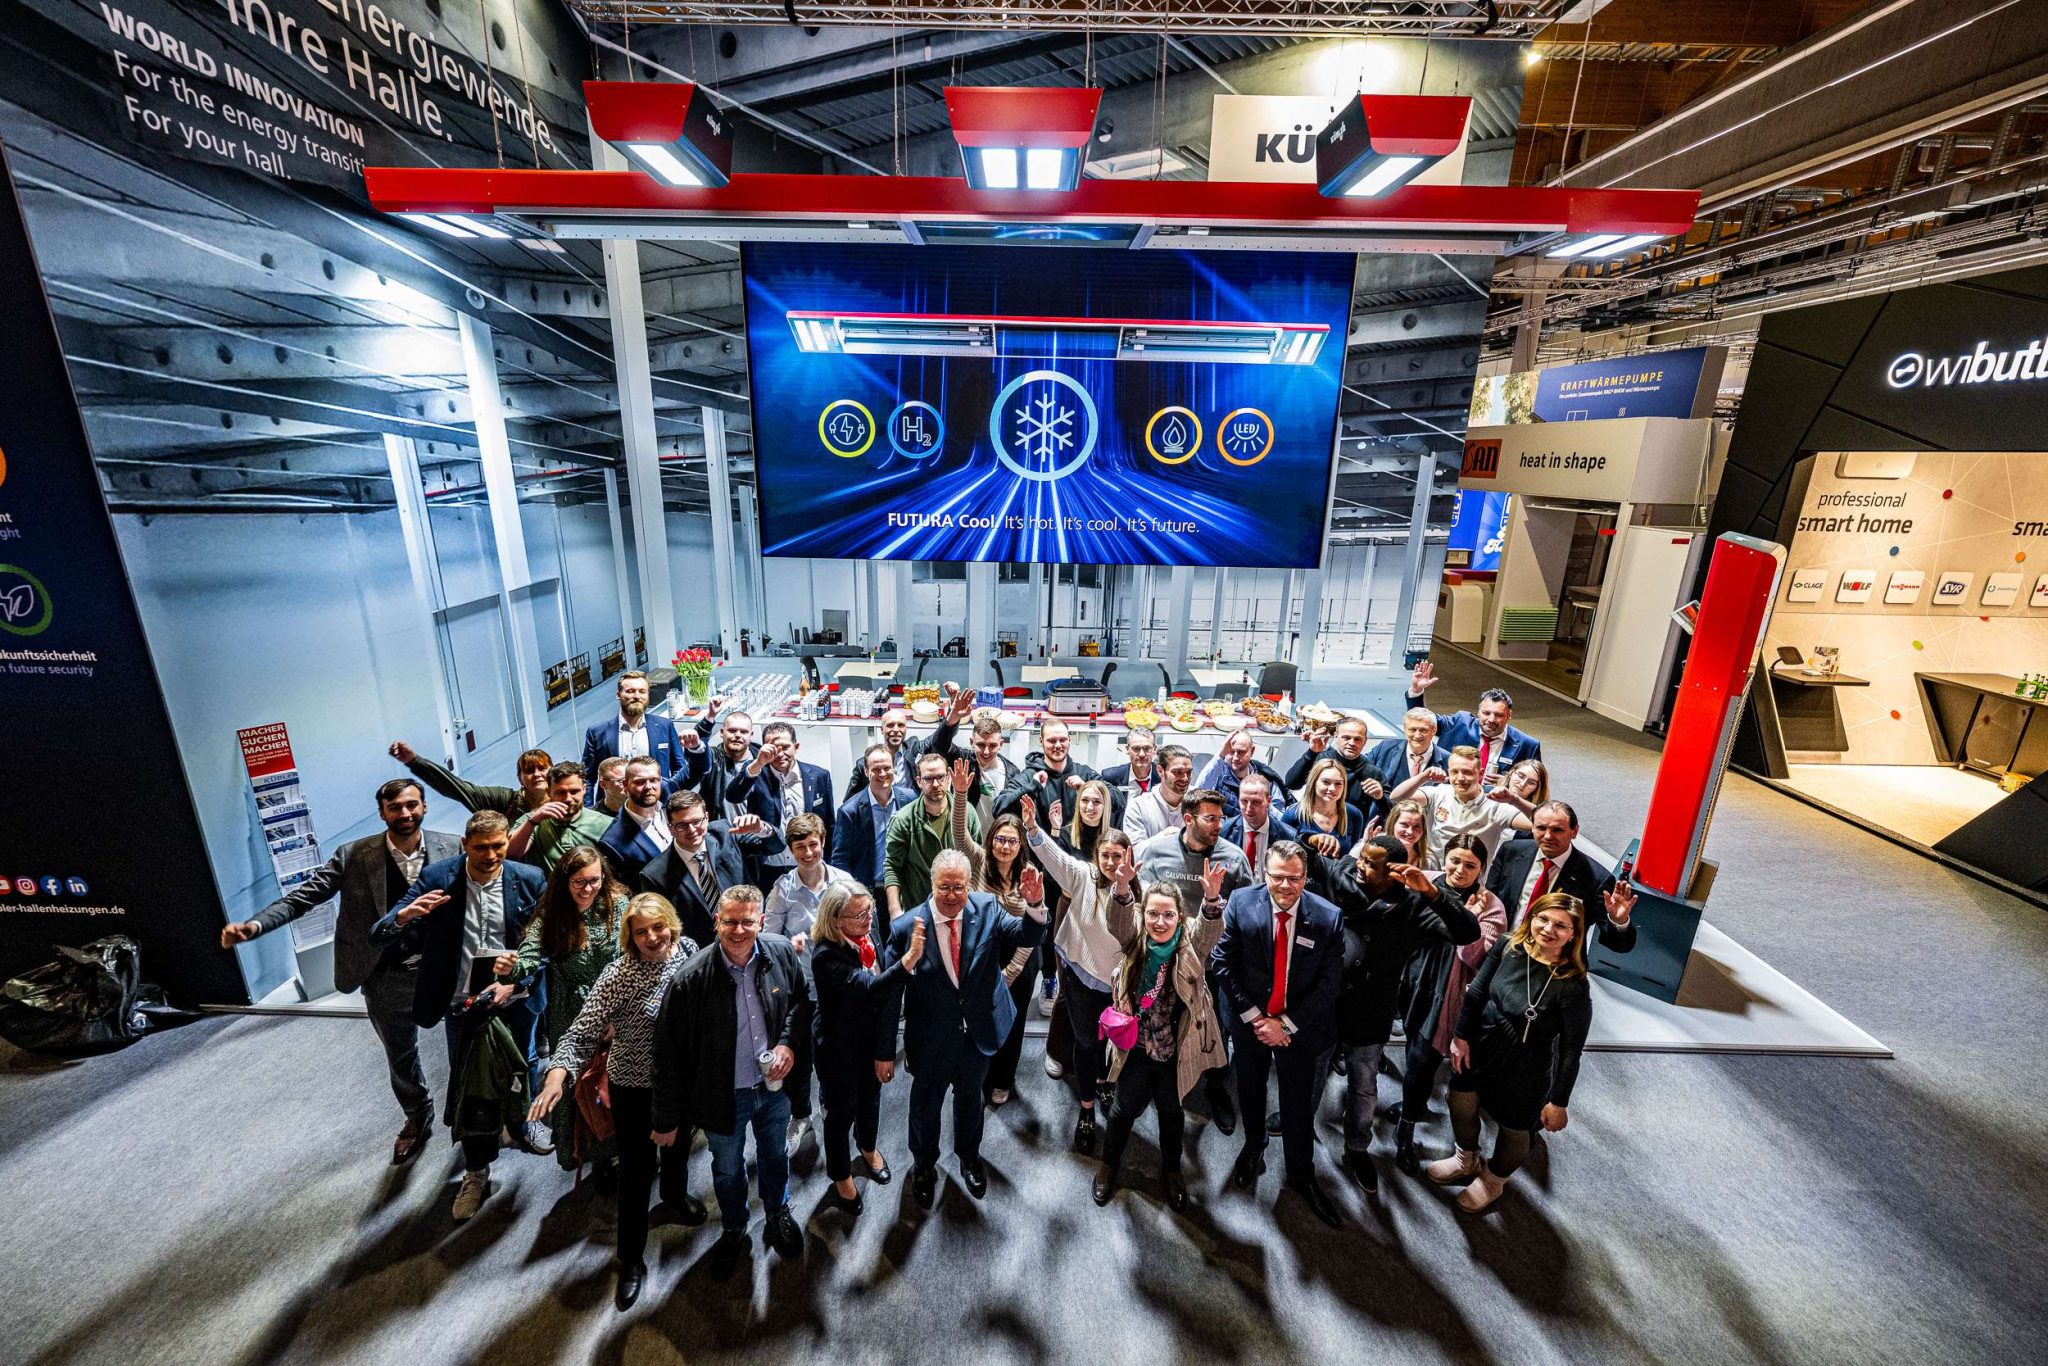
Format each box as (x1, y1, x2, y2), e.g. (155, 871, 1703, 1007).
(6, 650, 2047, 1365)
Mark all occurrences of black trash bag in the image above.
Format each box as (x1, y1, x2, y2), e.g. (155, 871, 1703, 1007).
(0, 935, 167, 1053)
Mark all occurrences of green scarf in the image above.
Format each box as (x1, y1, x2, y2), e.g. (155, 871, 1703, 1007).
(1141, 926, 1182, 995)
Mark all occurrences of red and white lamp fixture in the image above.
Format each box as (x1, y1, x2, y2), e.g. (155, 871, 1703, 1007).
(366, 83, 1697, 260)
(584, 79, 733, 189)
(1315, 94, 1468, 199)
(944, 86, 1100, 192)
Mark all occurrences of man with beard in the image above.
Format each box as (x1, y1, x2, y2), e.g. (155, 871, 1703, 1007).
(582, 671, 698, 790)
(1405, 661, 1542, 781)
(598, 756, 673, 879)
(1195, 727, 1290, 818)
(840, 686, 976, 800)
(506, 761, 616, 875)
(1121, 744, 1195, 842)
(221, 777, 460, 1166)
(995, 716, 1103, 822)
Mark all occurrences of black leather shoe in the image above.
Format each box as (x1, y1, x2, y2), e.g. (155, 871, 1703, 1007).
(959, 1158, 988, 1199)
(1209, 1083, 1238, 1137)
(1163, 1172, 1188, 1212)
(1332, 1052, 1350, 1076)
(911, 1165, 938, 1209)
(1072, 1112, 1098, 1155)
(1092, 1165, 1119, 1206)
(1288, 1175, 1344, 1229)
(1344, 1148, 1380, 1195)
(828, 1184, 865, 1217)
(614, 1259, 645, 1312)
(1266, 1110, 1283, 1137)
(706, 1230, 749, 1279)
(657, 1193, 709, 1227)
(392, 1117, 430, 1166)
(863, 1156, 893, 1186)
(1394, 1122, 1421, 1176)
(1230, 1146, 1266, 1190)
(766, 1204, 804, 1259)
(1381, 1102, 1404, 1127)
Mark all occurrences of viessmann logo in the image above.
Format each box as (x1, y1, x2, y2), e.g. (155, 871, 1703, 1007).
(1885, 339, 2048, 389)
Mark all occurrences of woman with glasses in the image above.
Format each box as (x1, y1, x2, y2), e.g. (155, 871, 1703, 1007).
(810, 881, 925, 1214)
(515, 844, 628, 1169)
(949, 760, 1036, 1106)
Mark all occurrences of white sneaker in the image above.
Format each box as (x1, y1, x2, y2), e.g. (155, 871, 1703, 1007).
(1455, 1166, 1509, 1212)
(1044, 1056, 1065, 1080)
(786, 1115, 814, 1159)
(1425, 1148, 1481, 1185)
(452, 1167, 491, 1222)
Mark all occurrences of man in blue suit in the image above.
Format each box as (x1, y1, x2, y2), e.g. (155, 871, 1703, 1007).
(753, 721, 838, 870)
(1220, 773, 1303, 882)
(582, 671, 701, 792)
(888, 849, 1047, 1208)
(1210, 839, 1347, 1228)
(598, 756, 672, 880)
(370, 810, 547, 1222)
(1367, 708, 1451, 794)
(834, 743, 916, 890)
(1406, 659, 1541, 780)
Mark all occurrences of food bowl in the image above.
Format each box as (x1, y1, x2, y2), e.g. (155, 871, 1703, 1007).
(909, 700, 942, 723)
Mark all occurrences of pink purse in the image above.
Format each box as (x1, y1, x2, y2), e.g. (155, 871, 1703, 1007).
(1098, 993, 1154, 1051)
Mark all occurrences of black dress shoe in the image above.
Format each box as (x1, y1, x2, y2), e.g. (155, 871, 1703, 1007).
(863, 1156, 893, 1186)
(1072, 1112, 1099, 1155)
(706, 1230, 749, 1279)
(1209, 1084, 1238, 1137)
(1266, 1110, 1284, 1137)
(828, 1184, 865, 1217)
(959, 1158, 988, 1199)
(392, 1117, 431, 1166)
(614, 1259, 645, 1312)
(911, 1165, 938, 1209)
(1343, 1148, 1380, 1195)
(1288, 1175, 1344, 1229)
(657, 1192, 709, 1227)
(1394, 1122, 1421, 1175)
(1230, 1146, 1266, 1190)
(1092, 1165, 1119, 1206)
(766, 1204, 804, 1259)
(1163, 1172, 1188, 1212)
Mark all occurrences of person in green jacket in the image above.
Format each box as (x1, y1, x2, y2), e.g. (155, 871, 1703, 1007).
(389, 739, 553, 823)
(515, 843, 627, 1168)
(883, 750, 981, 925)
(509, 761, 614, 875)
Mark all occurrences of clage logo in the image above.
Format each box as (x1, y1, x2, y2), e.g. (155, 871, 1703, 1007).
(0, 564, 52, 636)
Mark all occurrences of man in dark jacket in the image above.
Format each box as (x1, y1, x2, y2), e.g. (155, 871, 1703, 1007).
(1283, 715, 1390, 824)
(1487, 800, 1637, 955)
(636, 791, 781, 948)
(222, 777, 459, 1165)
(995, 715, 1101, 821)
(1312, 835, 1480, 1195)
(834, 744, 916, 889)
(652, 885, 811, 1277)
(369, 810, 545, 1222)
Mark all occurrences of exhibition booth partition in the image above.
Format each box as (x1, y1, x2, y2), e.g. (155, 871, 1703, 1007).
(1711, 265, 2048, 899)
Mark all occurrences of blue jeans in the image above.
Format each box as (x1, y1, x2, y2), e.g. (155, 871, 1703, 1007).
(705, 1085, 792, 1233)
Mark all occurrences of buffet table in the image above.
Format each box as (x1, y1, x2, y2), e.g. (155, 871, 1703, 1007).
(661, 691, 1396, 789)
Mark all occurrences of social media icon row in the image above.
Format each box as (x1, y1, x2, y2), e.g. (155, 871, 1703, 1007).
(0, 876, 90, 897)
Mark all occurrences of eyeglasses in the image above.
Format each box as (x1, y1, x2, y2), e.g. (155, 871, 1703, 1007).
(835, 907, 873, 921)
(569, 875, 604, 890)
(717, 918, 760, 932)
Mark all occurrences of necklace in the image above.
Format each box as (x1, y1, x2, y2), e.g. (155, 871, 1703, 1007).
(1521, 947, 1555, 1042)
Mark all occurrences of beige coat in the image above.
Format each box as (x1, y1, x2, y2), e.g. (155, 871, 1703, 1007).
(1102, 891, 1227, 1102)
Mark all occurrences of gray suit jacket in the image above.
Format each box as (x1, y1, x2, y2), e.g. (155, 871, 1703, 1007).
(251, 831, 462, 992)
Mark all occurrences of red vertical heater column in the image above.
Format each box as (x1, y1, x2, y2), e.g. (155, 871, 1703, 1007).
(1634, 533, 1785, 899)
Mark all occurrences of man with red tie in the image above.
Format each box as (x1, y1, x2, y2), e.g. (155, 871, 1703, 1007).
(1486, 800, 1637, 955)
(1405, 660, 1542, 783)
(1209, 840, 1347, 1228)
(888, 850, 1048, 1209)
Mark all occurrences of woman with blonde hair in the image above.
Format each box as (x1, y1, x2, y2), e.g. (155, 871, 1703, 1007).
(948, 760, 1036, 1106)
(1282, 757, 1364, 853)
(1378, 797, 1433, 868)
(1426, 890, 1592, 1213)
(810, 881, 924, 1213)
(1093, 852, 1229, 1212)
(528, 893, 701, 1310)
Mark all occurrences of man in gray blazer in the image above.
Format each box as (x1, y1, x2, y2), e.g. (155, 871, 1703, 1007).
(221, 777, 460, 1165)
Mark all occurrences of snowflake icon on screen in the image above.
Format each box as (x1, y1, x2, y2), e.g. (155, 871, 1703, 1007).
(989, 369, 1098, 483)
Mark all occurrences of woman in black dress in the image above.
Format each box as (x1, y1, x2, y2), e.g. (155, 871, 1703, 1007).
(1393, 834, 1507, 1173)
(1426, 890, 1593, 1212)
(810, 881, 925, 1215)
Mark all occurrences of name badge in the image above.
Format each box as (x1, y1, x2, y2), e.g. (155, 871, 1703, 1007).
(1295, 936, 1315, 949)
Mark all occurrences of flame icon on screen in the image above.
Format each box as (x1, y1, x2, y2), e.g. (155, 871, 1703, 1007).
(1160, 415, 1188, 456)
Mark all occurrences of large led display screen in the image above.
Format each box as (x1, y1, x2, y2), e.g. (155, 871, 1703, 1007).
(741, 243, 1353, 567)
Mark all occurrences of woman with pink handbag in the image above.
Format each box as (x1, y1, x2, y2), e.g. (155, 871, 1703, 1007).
(1093, 850, 1229, 1212)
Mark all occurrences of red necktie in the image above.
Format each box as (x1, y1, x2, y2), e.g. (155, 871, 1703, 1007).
(855, 935, 876, 970)
(946, 917, 961, 982)
(1266, 909, 1291, 1017)
(1525, 858, 1553, 920)
(1246, 827, 1259, 872)
(1479, 737, 1493, 775)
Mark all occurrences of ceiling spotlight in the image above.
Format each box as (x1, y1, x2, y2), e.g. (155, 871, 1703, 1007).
(585, 80, 733, 190)
(1316, 94, 1470, 199)
(946, 85, 1102, 193)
